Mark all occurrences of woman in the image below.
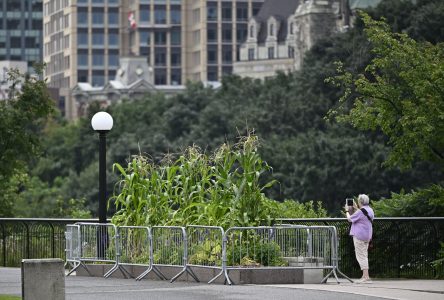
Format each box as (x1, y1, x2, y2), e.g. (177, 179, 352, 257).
(345, 194, 374, 283)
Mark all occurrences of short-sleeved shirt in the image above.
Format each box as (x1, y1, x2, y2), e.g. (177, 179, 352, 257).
(349, 205, 374, 242)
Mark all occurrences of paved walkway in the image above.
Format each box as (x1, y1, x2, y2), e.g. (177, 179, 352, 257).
(0, 267, 443, 300)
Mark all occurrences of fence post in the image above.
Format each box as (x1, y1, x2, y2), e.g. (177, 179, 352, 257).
(23, 222, 30, 259)
(1, 223, 6, 267)
(48, 222, 55, 258)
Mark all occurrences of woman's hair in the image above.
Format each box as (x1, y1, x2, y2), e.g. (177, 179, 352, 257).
(358, 194, 370, 205)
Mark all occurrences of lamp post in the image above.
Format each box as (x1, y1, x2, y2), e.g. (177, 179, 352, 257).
(91, 111, 113, 258)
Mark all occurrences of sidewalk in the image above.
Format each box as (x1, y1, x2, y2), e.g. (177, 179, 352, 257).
(271, 279, 444, 300)
(0, 267, 443, 300)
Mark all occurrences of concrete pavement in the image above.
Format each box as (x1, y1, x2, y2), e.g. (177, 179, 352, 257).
(0, 267, 443, 300)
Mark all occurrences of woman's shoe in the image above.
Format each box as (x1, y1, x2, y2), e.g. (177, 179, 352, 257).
(356, 277, 372, 284)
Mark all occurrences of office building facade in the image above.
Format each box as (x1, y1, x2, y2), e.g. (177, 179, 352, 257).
(0, 0, 43, 73)
(43, 0, 265, 120)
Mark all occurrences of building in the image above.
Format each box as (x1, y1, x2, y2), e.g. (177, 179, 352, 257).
(233, 0, 381, 79)
(0, 0, 44, 74)
(43, 0, 265, 120)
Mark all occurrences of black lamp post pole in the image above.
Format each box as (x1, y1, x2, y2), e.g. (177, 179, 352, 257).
(98, 131, 108, 224)
(97, 130, 108, 259)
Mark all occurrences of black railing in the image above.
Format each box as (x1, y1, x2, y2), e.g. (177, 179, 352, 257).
(0, 218, 443, 279)
(278, 217, 444, 279)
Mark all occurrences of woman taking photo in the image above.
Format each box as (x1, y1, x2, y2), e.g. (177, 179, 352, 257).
(345, 194, 374, 283)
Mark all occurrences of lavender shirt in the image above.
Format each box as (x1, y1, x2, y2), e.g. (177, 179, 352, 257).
(349, 205, 374, 242)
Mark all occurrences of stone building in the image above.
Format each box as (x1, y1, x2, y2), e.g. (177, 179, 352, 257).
(233, 0, 380, 79)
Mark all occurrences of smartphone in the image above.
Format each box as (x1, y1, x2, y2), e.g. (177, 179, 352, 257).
(346, 198, 354, 206)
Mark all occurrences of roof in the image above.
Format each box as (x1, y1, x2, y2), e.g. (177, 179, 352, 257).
(349, 0, 382, 10)
(254, 0, 301, 43)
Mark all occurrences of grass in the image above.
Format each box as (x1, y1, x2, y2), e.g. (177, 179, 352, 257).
(0, 295, 20, 300)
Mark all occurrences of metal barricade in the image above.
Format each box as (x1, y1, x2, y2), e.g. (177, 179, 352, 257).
(66, 223, 118, 277)
(65, 224, 82, 276)
(186, 225, 224, 283)
(105, 226, 152, 278)
(223, 225, 352, 285)
(136, 226, 197, 282)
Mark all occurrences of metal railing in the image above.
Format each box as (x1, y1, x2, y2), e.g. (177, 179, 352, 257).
(1, 218, 443, 279)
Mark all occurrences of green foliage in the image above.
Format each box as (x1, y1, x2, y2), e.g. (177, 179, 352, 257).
(328, 12, 444, 170)
(373, 184, 444, 217)
(432, 242, 444, 279)
(0, 66, 54, 216)
(188, 240, 222, 266)
(226, 238, 286, 267)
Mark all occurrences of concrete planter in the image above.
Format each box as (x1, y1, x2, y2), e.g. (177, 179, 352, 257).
(75, 263, 324, 284)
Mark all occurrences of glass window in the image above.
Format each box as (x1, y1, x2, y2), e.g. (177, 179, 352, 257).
(207, 28, 217, 43)
(170, 8, 181, 24)
(171, 69, 181, 85)
(207, 66, 217, 81)
(10, 37, 21, 48)
(171, 49, 181, 66)
(236, 25, 247, 43)
(108, 32, 118, 45)
(154, 69, 166, 85)
(154, 48, 166, 66)
(222, 47, 232, 63)
(154, 31, 166, 44)
(92, 75, 104, 86)
(77, 70, 88, 82)
(207, 6, 217, 21)
(77, 11, 88, 25)
(7, 19, 20, 29)
(288, 46, 295, 58)
(237, 5, 248, 21)
(248, 48, 254, 60)
(77, 52, 88, 66)
(154, 6, 166, 24)
(6, 0, 21, 11)
(92, 0, 104, 3)
(222, 5, 231, 21)
(92, 53, 104, 65)
(108, 11, 119, 25)
(108, 53, 119, 66)
(268, 47, 274, 59)
(140, 5, 150, 22)
(222, 27, 232, 42)
(92, 32, 104, 45)
(249, 25, 254, 38)
(92, 11, 104, 25)
(140, 31, 150, 45)
(171, 29, 181, 45)
(78, 32, 88, 45)
(207, 48, 217, 64)
(269, 23, 274, 36)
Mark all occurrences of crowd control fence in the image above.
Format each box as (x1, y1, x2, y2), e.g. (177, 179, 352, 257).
(1, 218, 442, 279)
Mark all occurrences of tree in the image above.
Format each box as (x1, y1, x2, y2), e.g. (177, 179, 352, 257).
(0, 66, 54, 216)
(328, 12, 444, 170)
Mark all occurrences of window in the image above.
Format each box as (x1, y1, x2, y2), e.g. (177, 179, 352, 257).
(269, 23, 274, 36)
(7, 19, 20, 29)
(268, 47, 274, 59)
(171, 69, 181, 85)
(25, 37, 36, 48)
(77, 11, 88, 25)
(92, 51, 104, 66)
(92, 11, 104, 25)
(108, 51, 119, 66)
(92, 32, 104, 45)
(237, 5, 248, 21)
(207, 3, 217, 21)
(288, 46, 295, 58)
(207, 67, 217, 81)
(171, 7, 181, 24)
(193, 8, 200, 24)
(154, 48, 166, 66)
(154, 69, 166, 85)
(77, 70, 88, 82)
(171, 48, 181, 66)
(236, 25, 247, 43)
(171, 29, 181, 45)
(207, 47, 217, 64)
(249, 25, 254, 38)
(92, 75, 105, 87)
(154, 31, 166, 44)
(248, 48, 254, 60)
(140, 6, 150, 23)
(78, 32, 88, 45)
(10, 37, 21, 48)
(222, 47, 232, 63)
(154, 6, 166, 24)
(290, 22, 294, 34)
(222, 5, 231, 21)
(222, 27, 232, 42)
(140, 31, 150, 45)
(207, 28, 217, 42)
(108, 32, 119, 46)
(77, 50, 88, 66)
(108, 11, 119, 25)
